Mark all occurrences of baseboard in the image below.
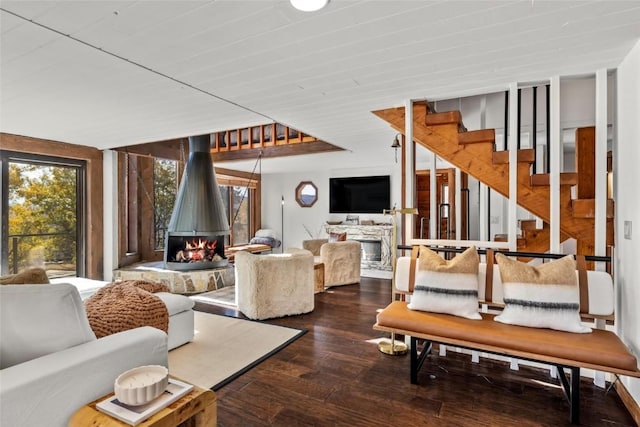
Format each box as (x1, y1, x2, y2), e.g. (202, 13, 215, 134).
(361, 269, 392, 279)
(615, 379, 640, 425)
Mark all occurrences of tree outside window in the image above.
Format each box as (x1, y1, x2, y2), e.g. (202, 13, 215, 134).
(4, 160, 82, 277)
(153, 159, 178, 249)
(231, 186, 250, 244)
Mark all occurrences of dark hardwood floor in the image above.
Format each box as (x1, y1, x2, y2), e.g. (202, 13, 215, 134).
(194, 277, 636, 427)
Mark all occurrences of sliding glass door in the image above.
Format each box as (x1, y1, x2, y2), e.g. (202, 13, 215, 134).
(1, 150, 86, 278)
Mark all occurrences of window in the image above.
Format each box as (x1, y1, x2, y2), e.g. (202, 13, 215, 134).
(217, 184, 253, 246)
(153, 159, 178, 249)
(228, 186, 251, 245)
(216, 168, 260, 246)
(295, 181, 318, 207)
(1, 150, 86, 278)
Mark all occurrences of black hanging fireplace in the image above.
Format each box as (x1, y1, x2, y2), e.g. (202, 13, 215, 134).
(164, 135, 230, 271)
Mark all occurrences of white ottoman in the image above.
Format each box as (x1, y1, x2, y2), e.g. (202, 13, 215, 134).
(155, 292, 195, 350)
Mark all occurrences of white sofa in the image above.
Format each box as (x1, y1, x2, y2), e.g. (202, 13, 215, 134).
(0, 283, 168, 427)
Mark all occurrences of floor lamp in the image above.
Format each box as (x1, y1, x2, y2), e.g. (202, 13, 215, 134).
(378, 207, 418, 355)
(281, 195, 285, 253)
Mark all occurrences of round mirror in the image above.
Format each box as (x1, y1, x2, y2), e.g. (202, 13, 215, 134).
(295, 181, 318, 207)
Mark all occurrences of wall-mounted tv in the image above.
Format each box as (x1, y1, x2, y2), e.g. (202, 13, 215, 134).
(329, 175, 391, 214)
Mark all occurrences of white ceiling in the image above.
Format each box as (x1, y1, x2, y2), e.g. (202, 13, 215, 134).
(2, 1, 640, 174)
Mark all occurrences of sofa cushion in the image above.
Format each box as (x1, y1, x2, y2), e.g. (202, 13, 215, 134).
(408, 246, 481, 320)
(50, 276, 108, 300)
(0, 283, 96, 369)
(494, 254, 591, 333)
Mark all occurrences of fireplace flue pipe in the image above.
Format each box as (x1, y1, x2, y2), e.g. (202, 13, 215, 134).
(167, 135, 230, 237)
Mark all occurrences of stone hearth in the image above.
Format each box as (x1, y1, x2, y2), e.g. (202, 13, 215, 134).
(113, 262, 234, 294)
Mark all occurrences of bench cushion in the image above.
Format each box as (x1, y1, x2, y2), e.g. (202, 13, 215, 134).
(376, 301, 639, 375)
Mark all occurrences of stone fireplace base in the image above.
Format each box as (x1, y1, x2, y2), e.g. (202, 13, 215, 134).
(113, 262, 234, 294)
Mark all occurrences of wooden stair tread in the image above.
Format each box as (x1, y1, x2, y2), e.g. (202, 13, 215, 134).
(494, 234, 520, 239)
(494, 234, 525, 241)
(492, 149, 535, 164)
(530, 173, 579, 186)
(519, 219, 540, 230)
(572, 199, 615, 218)
(458, 129, 495, 144)
(494, 234, 526, 249)
(425, 111, 464, 130)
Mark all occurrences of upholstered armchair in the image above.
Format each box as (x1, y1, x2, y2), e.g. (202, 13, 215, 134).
(302, 239, 361, 288)
(234, 248, 315, 320)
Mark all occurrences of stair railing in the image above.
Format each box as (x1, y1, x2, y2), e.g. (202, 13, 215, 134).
(419, 217, 429, 239)
(461, 188, 470, 240)
(546, 84, 551, 173)
(438, 203, 452, 240)
(533, 86, 538, 173)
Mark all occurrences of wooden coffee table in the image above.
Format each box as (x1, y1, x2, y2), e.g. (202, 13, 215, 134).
(69, 381, 216, 427)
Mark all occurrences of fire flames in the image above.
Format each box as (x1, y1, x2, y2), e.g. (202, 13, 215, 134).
(174, 238, 222, 263)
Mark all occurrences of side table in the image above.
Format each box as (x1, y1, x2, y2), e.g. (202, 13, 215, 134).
(68, 382, 216, 427)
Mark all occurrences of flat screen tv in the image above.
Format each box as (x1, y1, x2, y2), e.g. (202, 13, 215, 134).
(329, 175, 391, 214)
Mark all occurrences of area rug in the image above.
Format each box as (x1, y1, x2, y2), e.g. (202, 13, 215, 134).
(190, 286, 236, 307)
(168, 311, 305, 390)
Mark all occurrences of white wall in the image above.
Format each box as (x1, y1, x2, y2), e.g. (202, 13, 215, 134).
(615, 39, 640, 409)
(261, 165, 401, 251)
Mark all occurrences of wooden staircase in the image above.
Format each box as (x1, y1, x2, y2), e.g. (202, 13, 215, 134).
(372, 103, 614, 257)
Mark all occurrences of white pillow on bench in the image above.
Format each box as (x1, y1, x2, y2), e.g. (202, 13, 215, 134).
(408, 246, 481, 320)
(494, 254, 591, 333)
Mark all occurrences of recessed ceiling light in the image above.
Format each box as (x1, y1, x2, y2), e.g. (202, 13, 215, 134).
(290, 0, 329, 12)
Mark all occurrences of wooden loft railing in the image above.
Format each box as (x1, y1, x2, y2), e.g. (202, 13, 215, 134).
(211, 123, 319, 153)
(113, 123, 343, 162)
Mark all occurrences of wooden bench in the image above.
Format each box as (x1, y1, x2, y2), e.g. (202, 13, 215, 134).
(224, 243, 272, 262)
(373, 248, 640, 424)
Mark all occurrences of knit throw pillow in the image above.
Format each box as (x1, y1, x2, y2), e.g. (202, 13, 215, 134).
(407, 246, 481, 320)
(494, 254, 591, 333)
